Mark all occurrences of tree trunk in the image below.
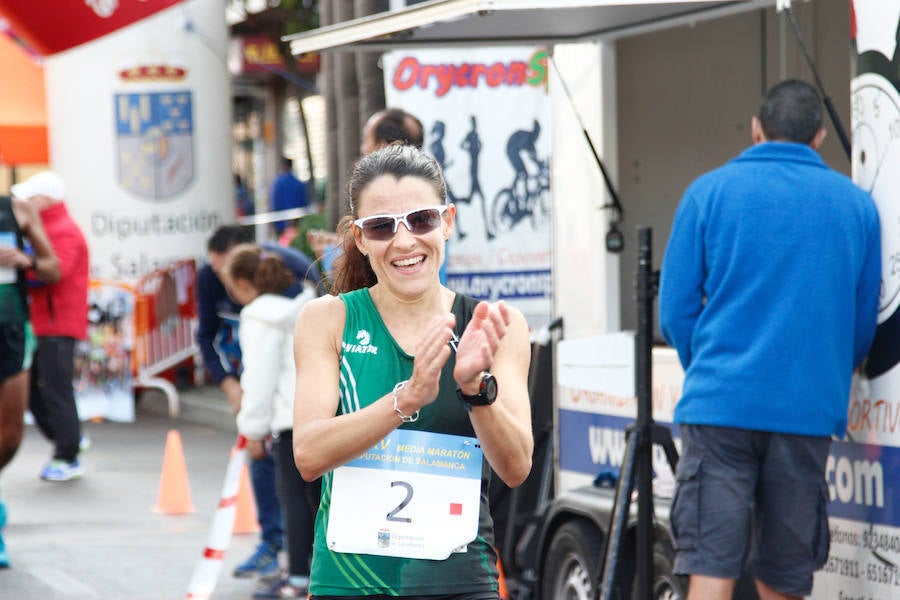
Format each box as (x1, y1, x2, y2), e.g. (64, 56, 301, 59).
(333, 0, 358, 224)
(320, 0, 341, 229)
(355, 0, 388, 129)
(321, 0, 389, 229)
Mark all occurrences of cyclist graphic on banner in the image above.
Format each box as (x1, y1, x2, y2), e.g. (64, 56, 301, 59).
(493, 119, 549, 236)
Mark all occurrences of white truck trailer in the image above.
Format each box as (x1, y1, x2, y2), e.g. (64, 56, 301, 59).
(287, 1, 900, 597)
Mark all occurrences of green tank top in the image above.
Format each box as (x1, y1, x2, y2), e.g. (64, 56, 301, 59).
(0, 284, 27, 322)
(309, 288, 499, 597)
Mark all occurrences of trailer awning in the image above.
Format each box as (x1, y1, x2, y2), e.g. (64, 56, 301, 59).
(285, 0, 773, 55)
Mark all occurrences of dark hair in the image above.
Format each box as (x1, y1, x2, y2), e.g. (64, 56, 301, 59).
(373, 108, 424, 150)
(207, 225, 252, 253)
(281, 156, 294, 170)
(758, 79, 823, 144)
(330, 145, 447, 295)
(225, 243, 294, 295)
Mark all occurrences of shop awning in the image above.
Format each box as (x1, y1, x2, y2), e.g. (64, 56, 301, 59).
(284, 0, 774, 55)
(0, 32, 46, 165)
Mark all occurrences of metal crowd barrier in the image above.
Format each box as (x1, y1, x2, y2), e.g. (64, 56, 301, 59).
(132, 259, 200, 417)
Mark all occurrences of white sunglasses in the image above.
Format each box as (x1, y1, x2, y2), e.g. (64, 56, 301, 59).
(353, 206, 448, 241)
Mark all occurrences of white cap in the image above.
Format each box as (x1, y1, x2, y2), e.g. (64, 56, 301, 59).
(11, 171, 66, 201)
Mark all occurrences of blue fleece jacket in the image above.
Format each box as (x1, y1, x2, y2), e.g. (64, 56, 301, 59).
(659, 142, 880, 437)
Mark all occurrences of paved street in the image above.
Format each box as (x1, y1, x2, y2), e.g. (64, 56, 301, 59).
(0, 390, 279, 600)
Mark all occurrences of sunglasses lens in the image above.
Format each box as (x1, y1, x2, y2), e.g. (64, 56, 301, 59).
(407, 209, 442, 235)
(361, 217, 395, 241)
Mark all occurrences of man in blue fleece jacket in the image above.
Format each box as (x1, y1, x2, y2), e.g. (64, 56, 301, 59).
(659, 80, 881, 600)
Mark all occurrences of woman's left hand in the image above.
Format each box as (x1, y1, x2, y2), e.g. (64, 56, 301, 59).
(452, 300, 534, 487)
(453, 300, 510, 388)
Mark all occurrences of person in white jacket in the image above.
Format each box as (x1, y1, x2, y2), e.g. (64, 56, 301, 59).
(224, 243, 317, 599)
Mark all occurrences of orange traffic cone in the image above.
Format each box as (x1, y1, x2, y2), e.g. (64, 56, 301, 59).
(233, 458, 260, 534)
(497, 555, 509, 600)
(152, 429, 195, 514)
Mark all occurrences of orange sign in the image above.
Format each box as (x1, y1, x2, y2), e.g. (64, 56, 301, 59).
(231, 36, 320, 76)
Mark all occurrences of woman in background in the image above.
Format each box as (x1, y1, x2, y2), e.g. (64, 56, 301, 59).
(224, 244, 317, 599)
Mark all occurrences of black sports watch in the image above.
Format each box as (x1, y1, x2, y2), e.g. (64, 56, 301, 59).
(456, 372, 498, 409)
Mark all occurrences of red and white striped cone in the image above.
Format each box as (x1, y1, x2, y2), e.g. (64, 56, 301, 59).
(185, 435, 248, 600)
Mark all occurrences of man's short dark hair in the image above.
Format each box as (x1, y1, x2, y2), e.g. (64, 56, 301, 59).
(373, 108, 424, 149)
(758, 79, 823, 144)
(207, 225, 252, 253)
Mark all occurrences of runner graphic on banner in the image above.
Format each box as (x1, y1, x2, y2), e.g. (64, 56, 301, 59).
(384, 47, 552, 328)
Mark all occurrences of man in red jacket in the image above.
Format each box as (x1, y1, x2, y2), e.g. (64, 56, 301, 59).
(12, 171, 89, 482)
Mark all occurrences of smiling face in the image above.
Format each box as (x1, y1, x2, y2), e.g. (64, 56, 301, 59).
(353, 174, 454, 298)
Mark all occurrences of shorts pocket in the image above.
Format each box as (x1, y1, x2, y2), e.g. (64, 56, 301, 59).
(670, 456, 701, 552)
(811, 479, 830, 569)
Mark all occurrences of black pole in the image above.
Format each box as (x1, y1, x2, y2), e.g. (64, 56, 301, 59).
(783, 6, 852, 160)
(634, 227, 655, 600)
(547, 53, 624, 222)
(599, 227, 659, 600)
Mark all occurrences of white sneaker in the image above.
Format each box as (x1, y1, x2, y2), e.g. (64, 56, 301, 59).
(40, 459, 85, 482)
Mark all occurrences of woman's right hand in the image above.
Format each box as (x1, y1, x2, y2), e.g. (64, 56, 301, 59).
(400, 313, 456, 414)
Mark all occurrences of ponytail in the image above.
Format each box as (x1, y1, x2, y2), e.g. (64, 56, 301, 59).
(329, 216, 376, 295)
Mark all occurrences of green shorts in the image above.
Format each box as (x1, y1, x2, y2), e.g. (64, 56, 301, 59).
(0, 320, 36, 382)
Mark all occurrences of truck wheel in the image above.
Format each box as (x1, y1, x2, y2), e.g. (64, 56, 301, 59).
(541, 520, 603, 600)
(631, 541, 687, 600)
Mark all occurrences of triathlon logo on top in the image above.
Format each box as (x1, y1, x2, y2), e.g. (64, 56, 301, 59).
(343, 329, 379, 356)
(114, 91, 195, 201)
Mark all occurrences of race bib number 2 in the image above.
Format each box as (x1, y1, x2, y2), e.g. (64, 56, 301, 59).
(327, 429, 483, 560)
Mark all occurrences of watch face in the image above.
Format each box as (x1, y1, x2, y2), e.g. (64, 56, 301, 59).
(482, 373, 498, 402)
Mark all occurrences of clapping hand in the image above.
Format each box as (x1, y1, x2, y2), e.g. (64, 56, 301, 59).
(453, 301, 511, 388)
(405, 313, 456, 409)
